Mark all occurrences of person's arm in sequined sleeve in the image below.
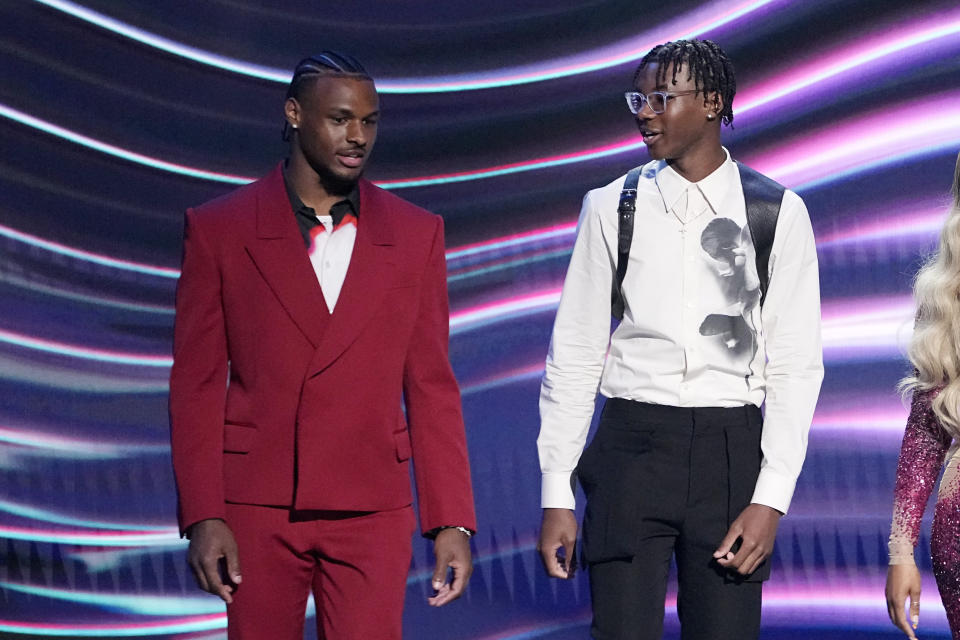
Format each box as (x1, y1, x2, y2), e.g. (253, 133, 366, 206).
(885, 387, 952, 638)
(889, 387, 951, 561)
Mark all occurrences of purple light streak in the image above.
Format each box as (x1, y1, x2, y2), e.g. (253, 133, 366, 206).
(4, 16, 959, 188)
(0, 424, 167, 459)
(0, 525, 181, 547)
(0, 614, 224, 636)
(0, 327, 173, 367)
(33, 0, 779, 92)
(747, 94, 960, 189)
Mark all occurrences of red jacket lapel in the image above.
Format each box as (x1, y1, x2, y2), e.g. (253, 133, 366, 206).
(306, 179, 396, 376)
(243, 165, 330, 349)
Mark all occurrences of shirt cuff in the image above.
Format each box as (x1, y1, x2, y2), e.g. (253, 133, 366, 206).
(541, 471, 577, 509)
(749, 468, 797, 515)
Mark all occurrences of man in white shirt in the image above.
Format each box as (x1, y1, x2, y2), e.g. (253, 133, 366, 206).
(536, 39, 822, 639)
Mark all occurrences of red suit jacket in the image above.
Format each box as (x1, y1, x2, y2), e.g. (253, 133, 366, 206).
(169, 164, 476, 536)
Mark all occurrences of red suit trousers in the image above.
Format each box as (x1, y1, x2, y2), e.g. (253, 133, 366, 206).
(225, 502, 416, 640)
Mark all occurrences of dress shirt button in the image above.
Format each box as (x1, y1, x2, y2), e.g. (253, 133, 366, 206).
(325, 262, 332, 268)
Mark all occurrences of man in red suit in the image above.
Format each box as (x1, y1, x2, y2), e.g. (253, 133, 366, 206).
(169, 51, 476, 640)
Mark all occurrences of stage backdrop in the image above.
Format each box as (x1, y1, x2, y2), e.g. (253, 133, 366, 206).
(2, 0, 960, 638)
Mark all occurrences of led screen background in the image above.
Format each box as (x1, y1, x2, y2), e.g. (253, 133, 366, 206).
(2, 0, 960, 637)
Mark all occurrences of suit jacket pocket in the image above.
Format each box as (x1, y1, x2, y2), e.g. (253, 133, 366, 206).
(393, 429, 412, 462)
(223, 422, 257, 454)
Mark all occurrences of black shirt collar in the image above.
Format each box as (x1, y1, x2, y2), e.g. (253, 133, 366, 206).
(282, 163, 360, 247)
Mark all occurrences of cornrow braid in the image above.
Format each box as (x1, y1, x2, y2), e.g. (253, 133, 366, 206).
(633, 39, 736, 126)
(283, 50, 373, 140)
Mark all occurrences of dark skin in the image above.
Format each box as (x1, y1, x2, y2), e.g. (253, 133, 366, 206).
(539, 61, 781, 580)
(538, 508, 577, 578)
(284, 75, 380, 213)
(634, 61, 725, 182)
(188, 74, 472, 607)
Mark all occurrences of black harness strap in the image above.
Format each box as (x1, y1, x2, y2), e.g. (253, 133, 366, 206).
(610, 161, 785, 319)
(611, 167, 642, 320)
(736, 162, 785, 306)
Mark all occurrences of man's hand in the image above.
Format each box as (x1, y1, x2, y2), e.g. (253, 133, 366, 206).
(713, 503, 781, 576)
(886, 563, 921, 639)
(538, 508, 577, 579)
(428, 527, 473, 607)
(187, 518, 242, 603)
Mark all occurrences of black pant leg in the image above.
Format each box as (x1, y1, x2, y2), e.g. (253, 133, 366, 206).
(589, 536, 675, 640)
(675, 407, 765, 640)
(581, 399, 689, 638)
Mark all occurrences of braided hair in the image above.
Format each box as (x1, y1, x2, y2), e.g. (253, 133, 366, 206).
(634, 39, 736, 126)
(283, 51, 373, 140)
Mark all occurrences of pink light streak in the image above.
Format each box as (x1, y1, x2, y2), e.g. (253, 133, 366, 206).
(447, 223, 577, 261)
(0, 327, 172, 367)
(0, 104, 251, 185)
(449, 289, 562, 334)
(375, 14, 960, 188)
(5, 13, 959, 189)
(736, 11, 960, 113)
(382, 0, 780, 91)
(0, 614, 224, 636)
(812, 407, 907, 433)
(0, 285, 917, 367)
(821, 295, 914, 359)
(0, 525, 180, 546)
(461, 364, 546, 396)
(36, 0, 777, 92)
(747, 94, 960, 188)
(476, 586, 945, 639)
(817, 206, 946, 246)
(0, 222, 179, 278)
(0, 424, 166, 457)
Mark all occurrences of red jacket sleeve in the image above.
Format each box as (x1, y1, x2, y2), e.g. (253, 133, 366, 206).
(403, 216, 477, 535)
(169, 208, 229, 535)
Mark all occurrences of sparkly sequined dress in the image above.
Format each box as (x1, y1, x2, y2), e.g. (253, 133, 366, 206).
(890, 387, 960, 635)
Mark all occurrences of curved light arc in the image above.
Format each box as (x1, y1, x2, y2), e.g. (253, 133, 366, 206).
(4, 16, 959, 189)
(0, 222, 179, 278)
(32, 0, 776, 93)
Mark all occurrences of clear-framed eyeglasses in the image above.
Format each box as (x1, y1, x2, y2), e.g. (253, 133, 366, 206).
(624, 90, 700, 115)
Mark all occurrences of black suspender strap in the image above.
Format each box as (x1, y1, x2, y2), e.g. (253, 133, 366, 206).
(611, 167, 642, 320)
(610, 161, 786, 319)
(736, 162, 785, 306)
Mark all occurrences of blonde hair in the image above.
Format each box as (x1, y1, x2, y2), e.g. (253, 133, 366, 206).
(903, 151, 960, 437)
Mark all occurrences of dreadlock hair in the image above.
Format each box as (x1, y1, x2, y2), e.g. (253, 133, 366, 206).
(633, 39, 736, 127)
(283, 51, 373, 141)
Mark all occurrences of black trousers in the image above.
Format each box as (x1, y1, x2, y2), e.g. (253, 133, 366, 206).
(577, 398, 767, 640)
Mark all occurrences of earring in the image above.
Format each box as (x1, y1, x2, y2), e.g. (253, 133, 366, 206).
(706, 113, 716, 121)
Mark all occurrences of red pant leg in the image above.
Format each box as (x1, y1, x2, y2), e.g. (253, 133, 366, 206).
(311, 505, 416, 640)
(225, 503, 315, 640)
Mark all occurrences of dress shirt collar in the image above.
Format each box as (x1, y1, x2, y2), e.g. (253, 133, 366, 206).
(654, 147, 736, 218)
(282, 162, 360, 247)
(282, 162, 360, 225)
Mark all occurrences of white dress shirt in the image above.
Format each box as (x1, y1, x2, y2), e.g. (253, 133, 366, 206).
(537, 149, 823, 514)
(308, 215, 357, 313)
